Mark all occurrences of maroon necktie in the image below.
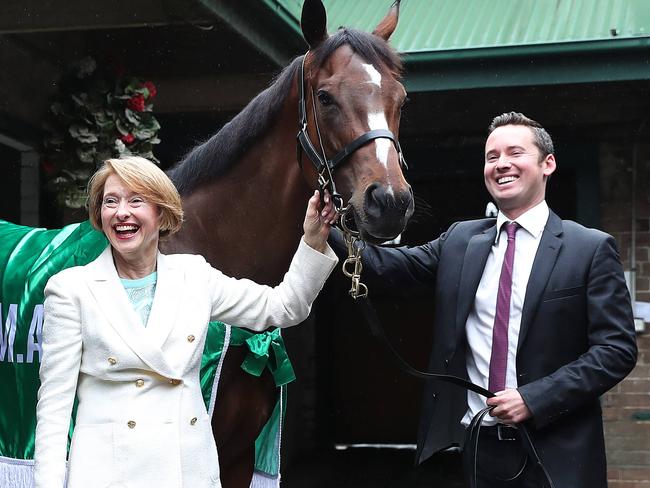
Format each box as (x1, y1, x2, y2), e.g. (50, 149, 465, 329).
(488, 222, 518, 393)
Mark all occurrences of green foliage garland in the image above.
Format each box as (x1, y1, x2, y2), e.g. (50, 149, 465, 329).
(43, 57, 161, 208)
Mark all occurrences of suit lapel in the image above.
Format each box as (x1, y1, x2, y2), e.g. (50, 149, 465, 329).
(85, 246, 177, 378)
(146, 252, 184, 349)
(517, 211, 563, 351)
(455, 225, 497, 347)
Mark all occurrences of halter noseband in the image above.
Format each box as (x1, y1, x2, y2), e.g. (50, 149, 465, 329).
(296, 55, 407, 213)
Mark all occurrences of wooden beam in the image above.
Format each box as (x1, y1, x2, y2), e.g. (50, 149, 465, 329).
(0, 0, 213, 34)
(0, 133, 33, 152)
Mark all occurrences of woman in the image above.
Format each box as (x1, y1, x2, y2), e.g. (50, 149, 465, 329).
(34, 156, 338, 488)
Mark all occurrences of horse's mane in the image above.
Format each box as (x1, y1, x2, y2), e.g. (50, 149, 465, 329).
(167, 56, 302, 195)
(168, 28, 402, 195)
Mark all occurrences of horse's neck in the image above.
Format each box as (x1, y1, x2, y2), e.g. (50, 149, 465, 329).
(163, 101, 312, 285)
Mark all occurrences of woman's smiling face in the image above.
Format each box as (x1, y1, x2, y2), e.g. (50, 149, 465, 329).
(101, 173, 161, 262)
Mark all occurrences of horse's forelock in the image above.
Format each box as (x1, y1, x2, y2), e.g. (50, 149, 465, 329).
(312, 28, 403, 77)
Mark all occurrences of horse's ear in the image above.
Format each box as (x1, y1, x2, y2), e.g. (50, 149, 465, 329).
(372, 0, 400, 41)
(301, 0, 328, 49)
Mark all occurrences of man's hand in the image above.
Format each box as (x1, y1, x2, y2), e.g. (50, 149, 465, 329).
(486, 389, 532, 424)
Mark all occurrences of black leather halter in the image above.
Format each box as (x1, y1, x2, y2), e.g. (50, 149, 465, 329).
(296, 55, 407, 212)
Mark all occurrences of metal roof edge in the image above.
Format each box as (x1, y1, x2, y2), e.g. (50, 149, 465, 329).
(197, 0, 305, 67)
(403, 37, 650, 64)
(259, 0, 303, 37)
(403, 42, 650, 93)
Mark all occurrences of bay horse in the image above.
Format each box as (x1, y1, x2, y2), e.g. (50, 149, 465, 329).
(162, 0, 413, 486)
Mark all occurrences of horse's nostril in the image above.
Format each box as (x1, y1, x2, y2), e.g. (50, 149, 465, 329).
(364, 183, 384, 218)
(364, 183, 415, 219)
(358, 184, 414, 241)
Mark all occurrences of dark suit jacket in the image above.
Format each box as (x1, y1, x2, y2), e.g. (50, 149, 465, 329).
(343, 210, 637, 488)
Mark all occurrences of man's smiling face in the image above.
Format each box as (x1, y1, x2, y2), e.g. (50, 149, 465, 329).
(484, 124, 556, 220)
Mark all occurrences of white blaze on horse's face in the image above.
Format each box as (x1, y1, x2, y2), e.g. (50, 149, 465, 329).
(362, 63, 382, 88)
(361, 63, 392, 188)
(367, 111, 390, 167)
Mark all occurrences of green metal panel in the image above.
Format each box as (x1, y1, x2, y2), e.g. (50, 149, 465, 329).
(258, 0, 650, 88)
(263, 0, 650, 53)
(402, 40, 650, 91)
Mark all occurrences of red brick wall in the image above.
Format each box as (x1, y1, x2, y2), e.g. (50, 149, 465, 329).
(599, 143, 650, 487)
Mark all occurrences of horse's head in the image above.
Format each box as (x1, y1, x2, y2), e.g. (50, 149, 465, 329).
(299, 0, 414, 244)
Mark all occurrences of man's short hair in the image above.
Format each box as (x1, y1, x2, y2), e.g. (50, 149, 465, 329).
(488, 112, 554, 159)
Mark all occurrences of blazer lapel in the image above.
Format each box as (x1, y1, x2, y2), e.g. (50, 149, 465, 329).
(455, 225, 497, 348)
(145, 252, 184, 349)
(85, 246, 178, 379)
(517, 211, 563, 351)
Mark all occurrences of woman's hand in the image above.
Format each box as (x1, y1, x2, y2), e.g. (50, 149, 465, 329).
(303, 190, 339, 253)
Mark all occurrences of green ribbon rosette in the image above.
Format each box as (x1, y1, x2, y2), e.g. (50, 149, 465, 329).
(237, 327, 296, 386)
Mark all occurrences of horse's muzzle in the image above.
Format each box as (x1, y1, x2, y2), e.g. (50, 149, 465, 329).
(359, 183, 415, 242)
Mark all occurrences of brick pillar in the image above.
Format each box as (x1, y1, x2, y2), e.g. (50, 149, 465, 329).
(604, 334, 650, 486)
(600, 142, 650, 486)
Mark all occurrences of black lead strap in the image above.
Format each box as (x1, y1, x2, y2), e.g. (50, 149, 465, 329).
(356, 298, 493, 397)
(355, 297, 555, 488)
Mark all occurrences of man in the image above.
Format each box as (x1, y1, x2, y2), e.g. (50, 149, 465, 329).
(339, 112, 637, 487)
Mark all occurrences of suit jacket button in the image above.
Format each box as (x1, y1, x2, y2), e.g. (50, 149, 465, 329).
(127, 420, 136, 429)
(108, 357, 117, 365)
(187, 335, 195, 343)
(190, 417, 198, 425)
(169, 379, 182, 386)
(135, 379, 145, 387)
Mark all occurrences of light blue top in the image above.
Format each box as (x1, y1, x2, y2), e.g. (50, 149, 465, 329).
(120, 272, 157, 326)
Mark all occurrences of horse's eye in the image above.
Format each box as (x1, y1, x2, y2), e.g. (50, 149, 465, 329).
(317, 90, 334, 106)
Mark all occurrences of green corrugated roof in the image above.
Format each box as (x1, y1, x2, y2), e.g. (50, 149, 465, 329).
(256, 0, 650, 90)
(261, 0, 650, 53)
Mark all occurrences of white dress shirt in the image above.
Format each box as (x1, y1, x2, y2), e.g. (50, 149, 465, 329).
(462, 200, 549, 426)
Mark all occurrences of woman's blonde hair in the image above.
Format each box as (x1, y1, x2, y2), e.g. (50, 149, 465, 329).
(87, 156, 183, 237)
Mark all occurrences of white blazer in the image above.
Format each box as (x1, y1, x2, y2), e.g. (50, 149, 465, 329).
(34, 239, 337, 488)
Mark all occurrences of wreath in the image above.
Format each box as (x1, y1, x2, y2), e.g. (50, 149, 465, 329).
(43, 57, 161, 208)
